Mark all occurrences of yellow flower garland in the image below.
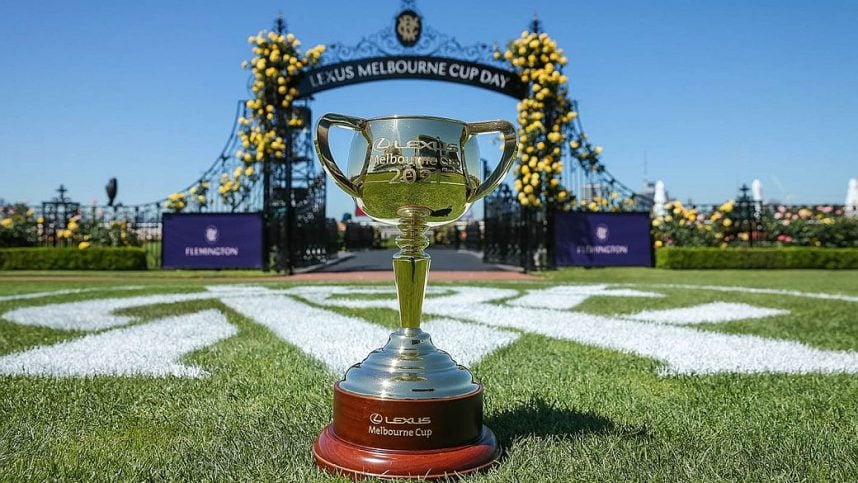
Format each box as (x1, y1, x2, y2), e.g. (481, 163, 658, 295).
(221, 30, 325, 202)
(497, 31, 573, 208)
(498, 29, 617, 211)
(163, 191, 186, 212)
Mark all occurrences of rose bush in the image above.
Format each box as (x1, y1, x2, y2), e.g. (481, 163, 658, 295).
(0, 204, 39, 248)
(652, 202, 858, 249)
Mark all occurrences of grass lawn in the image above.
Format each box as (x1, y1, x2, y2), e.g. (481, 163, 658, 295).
(0, 268, 856, 481)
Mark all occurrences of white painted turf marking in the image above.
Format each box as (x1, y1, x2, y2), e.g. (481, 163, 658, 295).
(216, 286, 519, 375)
(0, 286, 143, 303)
(624, 302, 789, 325)
(4, 292, 214, 331)
(1, 283, 856, 377)
(417, 287, 858, 375)
(284, 285, 447, 311)
(509, 284, 663, 310)
(218, 291, 392, 375)
(644, 283, 858, 303)
(0, 310, 236, 377)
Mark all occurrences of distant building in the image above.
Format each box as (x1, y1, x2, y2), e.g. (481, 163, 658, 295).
(582, 183, 603, 201)
(639, 179, 668, 212)
(639, 180, 656, 206)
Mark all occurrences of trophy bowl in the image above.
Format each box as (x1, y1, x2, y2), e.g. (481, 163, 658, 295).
(312, 113, 516, 480)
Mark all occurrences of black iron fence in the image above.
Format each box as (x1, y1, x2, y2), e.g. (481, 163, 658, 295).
(2, 193, 339, 270)
(4, 185, 854, 271)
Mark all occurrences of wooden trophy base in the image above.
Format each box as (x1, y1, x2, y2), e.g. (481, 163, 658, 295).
(312, 383, 500, 480)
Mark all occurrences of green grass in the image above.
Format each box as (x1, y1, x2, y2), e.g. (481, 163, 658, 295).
(1, 269, 857, 481)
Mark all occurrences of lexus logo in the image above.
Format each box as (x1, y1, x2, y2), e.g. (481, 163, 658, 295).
(369, 413, 383, 425)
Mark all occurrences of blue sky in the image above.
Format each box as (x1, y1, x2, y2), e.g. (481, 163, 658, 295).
(1, 0, 856, 217)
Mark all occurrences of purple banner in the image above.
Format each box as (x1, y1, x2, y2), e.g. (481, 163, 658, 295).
(554, 212, 653, 267)
(162, 213, 263, 269)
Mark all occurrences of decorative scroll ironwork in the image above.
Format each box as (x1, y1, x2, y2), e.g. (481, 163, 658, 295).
(561, 100, 650, 213)
(482, 184, 524, 268)
(320, 6, 507, 69)
(481, 183, 555, 271)
(264, 99, 332, 272)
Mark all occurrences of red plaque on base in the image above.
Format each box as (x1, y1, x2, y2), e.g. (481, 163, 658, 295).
(313, 384, 499, 479)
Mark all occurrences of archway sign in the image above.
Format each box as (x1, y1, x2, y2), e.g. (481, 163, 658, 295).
(294, 7, 527, 99)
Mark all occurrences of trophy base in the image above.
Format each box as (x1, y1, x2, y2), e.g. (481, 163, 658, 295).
(313, 424, 499, 480)
(312, 383, 500, 480)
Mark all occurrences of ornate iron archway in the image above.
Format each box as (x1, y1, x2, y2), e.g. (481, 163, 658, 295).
(155, 0, 645, 272)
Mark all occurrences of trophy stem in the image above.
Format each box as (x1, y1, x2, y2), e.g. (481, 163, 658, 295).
(393, 206, 431, 329)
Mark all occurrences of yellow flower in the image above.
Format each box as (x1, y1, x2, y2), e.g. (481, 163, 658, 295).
(78, 241, 91, 250)
(37, 217, 44, 224)
(0, 218, 12, 229)
(654, 240, 663, 248)
(245, 166, 254, 176)
(722, 218, 732, 227)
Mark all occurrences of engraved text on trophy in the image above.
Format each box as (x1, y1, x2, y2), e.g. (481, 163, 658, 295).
(360, 135, 466, 222)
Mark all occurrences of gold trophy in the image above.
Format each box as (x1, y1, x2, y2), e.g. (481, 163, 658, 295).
(313, 114, 516, 479)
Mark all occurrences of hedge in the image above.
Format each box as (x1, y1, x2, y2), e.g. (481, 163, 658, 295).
(0, 247, 147, 270)
(656, 247, 858, 269)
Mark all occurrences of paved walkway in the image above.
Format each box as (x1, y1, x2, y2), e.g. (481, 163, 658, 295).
(288, 248, 537, 282)
(287, 270, 538, 282)
(316, 248, 510, 272)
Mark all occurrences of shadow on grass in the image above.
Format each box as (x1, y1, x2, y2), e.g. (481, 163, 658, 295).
(487, 397, 648, 446)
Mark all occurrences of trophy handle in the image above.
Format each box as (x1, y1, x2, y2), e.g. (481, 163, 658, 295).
(315, 113, 365, 198)
(465, 120, 518, 202)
